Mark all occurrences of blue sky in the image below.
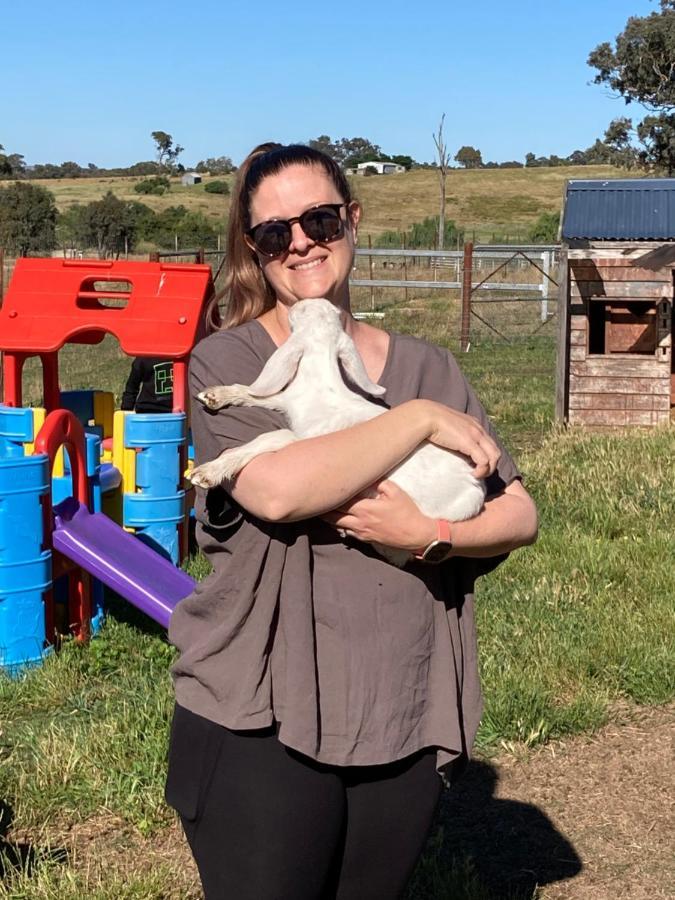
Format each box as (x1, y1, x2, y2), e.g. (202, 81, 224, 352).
(2, 0, 658, 168)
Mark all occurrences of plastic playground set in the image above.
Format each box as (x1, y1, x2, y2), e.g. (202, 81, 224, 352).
(0, 257, 215, 675)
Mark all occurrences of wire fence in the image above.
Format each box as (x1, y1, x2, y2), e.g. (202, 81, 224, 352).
(350, 244, 559, 345)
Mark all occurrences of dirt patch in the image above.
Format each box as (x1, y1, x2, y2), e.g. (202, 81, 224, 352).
(441, 703, 674, 899)
(3, 705, 672, 897)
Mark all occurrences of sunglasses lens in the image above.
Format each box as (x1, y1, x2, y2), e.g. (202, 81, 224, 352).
(302, 206, 342, 242)
(252, 221, 292, 257)
(249, 204, 345, 257)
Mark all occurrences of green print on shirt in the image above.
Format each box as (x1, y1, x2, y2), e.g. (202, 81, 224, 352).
(154, 362, 174, 396)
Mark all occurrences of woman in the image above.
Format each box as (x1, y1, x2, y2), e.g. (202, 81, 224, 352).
(166, 143, 538, 899)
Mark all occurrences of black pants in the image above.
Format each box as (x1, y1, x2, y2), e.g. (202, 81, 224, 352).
(165, 704, 442, 900)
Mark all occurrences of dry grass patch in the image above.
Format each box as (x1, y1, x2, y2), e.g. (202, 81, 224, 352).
(37, 164, 626, 244)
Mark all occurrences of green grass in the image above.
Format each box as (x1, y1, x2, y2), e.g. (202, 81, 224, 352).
(2, 327, 673, 898)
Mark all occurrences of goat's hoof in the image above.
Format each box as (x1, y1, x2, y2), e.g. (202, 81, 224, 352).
(189, 464, 220, 489)
(197, 389, 225, 410)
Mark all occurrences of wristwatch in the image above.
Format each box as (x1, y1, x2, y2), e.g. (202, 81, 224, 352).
(414, 519, 453, 563)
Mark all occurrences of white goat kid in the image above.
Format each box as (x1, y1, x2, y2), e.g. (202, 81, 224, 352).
(190, 299, 486, 565)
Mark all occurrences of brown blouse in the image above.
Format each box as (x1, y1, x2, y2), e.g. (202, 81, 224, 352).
(169, 320, 520, 774)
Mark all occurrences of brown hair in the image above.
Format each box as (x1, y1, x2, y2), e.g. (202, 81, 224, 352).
(208, 143, 354, 330)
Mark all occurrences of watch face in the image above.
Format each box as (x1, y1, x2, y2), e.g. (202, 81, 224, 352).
(423, 541, 453, 563)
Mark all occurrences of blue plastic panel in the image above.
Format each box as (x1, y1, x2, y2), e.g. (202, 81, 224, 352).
(60, 391, 95, 426)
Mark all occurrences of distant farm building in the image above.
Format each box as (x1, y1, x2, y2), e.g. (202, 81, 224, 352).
(346, 161, 406, 176)
(181, 172, 202, 186)
(556, 178, 674, 428)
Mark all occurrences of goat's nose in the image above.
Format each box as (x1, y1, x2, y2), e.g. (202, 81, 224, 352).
(288, 220, 314, 254)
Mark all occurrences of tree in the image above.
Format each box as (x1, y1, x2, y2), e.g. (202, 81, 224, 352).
(151, 131, 184, 169)
(588, 1, 675, 112)
(6, 154, 26, 178)
(134, 176, 171, 195)
(588, 1, 675, 173)
(204, 180, 230, 195)
(432, 115, 450, 250)
(603, 117, 639, 168)
(636, 112, 675, 175)
(528, 212, 560, 243)
(307, 135, 384, 167)
(390, 154, 416, 170)
(308, 135, 341, 162)
(195, 156, 235, 175)
(75, 191, 138, 258)
(0, 144, 11, 178)
(454, 146, 483, 169)
(0, 182, 57, 255)
(338, 137, 384, 168)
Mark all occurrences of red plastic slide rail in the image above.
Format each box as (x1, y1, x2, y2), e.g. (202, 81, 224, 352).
(35, 410, 91, 642)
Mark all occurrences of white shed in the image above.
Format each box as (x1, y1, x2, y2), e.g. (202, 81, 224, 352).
(181, 172, 202, 186)
(354, 161, 405, 176)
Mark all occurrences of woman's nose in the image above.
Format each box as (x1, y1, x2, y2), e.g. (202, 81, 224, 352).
(288, 220, 314, 253)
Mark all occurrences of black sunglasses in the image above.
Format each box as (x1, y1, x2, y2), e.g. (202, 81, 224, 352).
(246, 203, 349, 258)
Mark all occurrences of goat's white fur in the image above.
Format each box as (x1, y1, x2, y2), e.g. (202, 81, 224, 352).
(191, 299, 486, 565)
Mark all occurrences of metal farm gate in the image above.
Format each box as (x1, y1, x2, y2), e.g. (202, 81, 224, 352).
(349, 243, 559, 347)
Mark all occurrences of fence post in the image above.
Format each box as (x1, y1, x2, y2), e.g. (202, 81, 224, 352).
(541, 250, 551, 322)
(0, 247, 4, 301)
(148, 251, 160, 262)
(402, 234, 408, 305)
(368, 235, 374, 311)
(460, 242, 473, 352)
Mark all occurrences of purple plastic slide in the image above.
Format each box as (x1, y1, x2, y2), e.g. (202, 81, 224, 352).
(52, 498, 195, 629)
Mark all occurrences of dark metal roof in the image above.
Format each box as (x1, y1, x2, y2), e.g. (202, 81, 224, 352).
(562, 178, 675, 242)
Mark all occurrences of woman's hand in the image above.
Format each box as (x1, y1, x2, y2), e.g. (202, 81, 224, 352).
(418, 400, 501, 479)
(322, 480, 437, 551)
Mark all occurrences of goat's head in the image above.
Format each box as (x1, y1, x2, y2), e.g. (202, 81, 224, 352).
(290, 298, 386, 399)
(288, 298, 343, 342)
(248, 297, 386, 400)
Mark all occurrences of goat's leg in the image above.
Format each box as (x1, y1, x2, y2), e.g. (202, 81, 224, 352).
(190, 429, 297, 488)
(197, 385, 285, 413)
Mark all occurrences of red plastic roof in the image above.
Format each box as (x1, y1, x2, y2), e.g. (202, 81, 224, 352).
(0, 258, 213, 356)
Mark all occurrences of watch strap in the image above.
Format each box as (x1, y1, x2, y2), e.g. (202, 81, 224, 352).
(414, 519, 452, 560)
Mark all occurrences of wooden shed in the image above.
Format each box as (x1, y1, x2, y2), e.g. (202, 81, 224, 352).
(556, 179, 674, 428)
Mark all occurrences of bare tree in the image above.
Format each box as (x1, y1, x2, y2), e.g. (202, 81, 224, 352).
(432, 114, 449, 250)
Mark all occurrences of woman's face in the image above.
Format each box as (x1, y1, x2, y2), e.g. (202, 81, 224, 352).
(248, 164, 360, 311)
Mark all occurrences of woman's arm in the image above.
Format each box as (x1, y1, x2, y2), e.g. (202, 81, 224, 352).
(443, 478, 537, 557)
(323, 477, 537, 558)
(228, 400, 501, 523)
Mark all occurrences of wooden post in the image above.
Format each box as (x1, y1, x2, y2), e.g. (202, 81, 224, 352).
(0, 247, 4, 301)
(554, 250, 570, 422)
(149, 251, 160, 262)
(196, 248, 205, 264)
(460, 241, 473, 352)
(368, 234, 374, 311)
(541, 250, 551, 322)
(402, 233, 408, 305)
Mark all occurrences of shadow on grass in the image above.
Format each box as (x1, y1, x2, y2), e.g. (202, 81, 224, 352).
(0, 799, 67, 882)
(102, 589, 167, 638)
(434, 759, 582, 898)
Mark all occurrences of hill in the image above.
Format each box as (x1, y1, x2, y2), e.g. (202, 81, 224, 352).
(33, 164, 627, 246)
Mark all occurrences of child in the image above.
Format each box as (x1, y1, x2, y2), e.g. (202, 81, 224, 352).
(121, 357, 174, 413)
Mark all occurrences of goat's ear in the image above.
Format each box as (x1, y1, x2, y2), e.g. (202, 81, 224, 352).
(249, 335, 304, 397)
(337, 333, 386, 397)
